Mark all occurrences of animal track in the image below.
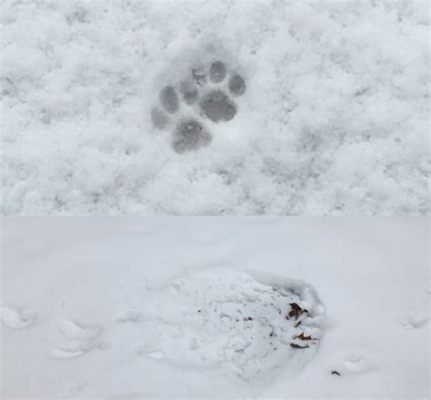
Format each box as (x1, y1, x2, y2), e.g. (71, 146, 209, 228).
(331, 352, 378, 375)
(123, 269, 325, 379)
(0, 306, 37, 329)
(49, 319, 104, 359)
(151, 60, 246, 153)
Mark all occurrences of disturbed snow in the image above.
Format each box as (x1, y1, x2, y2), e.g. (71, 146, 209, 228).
(1, 218, 429, 399)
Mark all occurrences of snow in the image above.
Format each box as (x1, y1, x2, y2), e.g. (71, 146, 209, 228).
(1, 217, 429, 398)
(0, 306, 37, 329)
(1, 0, 429, 215)
(114, 269, 325, 380)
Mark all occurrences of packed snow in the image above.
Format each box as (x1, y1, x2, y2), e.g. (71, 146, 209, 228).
(1, 217, 429, 398)
(1, 0, 429, 215)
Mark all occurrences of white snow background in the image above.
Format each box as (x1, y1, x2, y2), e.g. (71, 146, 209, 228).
(1, 217, 430, 398)
(1, 0, 430, 215)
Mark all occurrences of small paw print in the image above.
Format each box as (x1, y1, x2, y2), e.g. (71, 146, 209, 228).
(151, 60, 246, 154)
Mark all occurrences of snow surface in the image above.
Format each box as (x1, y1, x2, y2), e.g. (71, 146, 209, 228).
(1, 217, 430, 398)
(113, 269, 325, 380)
(1, 0, 430, 215)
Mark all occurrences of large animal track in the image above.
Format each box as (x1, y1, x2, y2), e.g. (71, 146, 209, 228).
(123, 270, 325, 379)
(151, 60, 246, 153)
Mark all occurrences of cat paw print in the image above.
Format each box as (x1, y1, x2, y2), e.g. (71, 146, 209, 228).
(151, 60, 246, 153)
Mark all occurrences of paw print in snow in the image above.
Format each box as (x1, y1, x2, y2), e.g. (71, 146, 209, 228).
(151, 60, 246, 153)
